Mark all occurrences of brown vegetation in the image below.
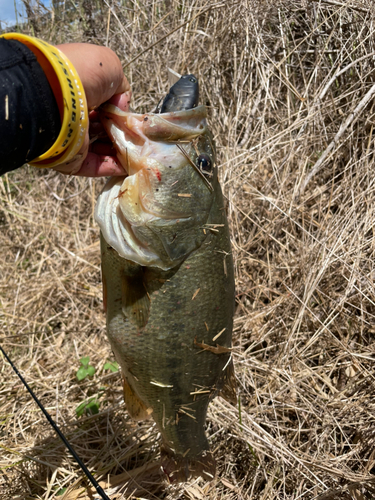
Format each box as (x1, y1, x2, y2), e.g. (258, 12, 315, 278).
(1, 0, 375, 498)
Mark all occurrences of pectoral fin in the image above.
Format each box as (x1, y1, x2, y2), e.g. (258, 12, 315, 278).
(121, 269, 150, 328)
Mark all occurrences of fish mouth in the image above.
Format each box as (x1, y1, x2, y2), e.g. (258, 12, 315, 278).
(100, 104, 208, 175)
(95, 91, 213, 269)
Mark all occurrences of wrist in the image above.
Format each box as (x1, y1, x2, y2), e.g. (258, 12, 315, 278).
(1, 33, 88, 168)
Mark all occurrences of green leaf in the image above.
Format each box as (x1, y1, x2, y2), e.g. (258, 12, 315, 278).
(76, 398, 100, 417)
(79, 356, 90, 368)
(103, 361, 119, 373)
(85, 399, 100, 415)
(87, 365, 96, 377)
(76, 401, 86, 417)
(56, 487, 67, 496)
(76, 366, 89, 381)
(76, 358, 96, 380)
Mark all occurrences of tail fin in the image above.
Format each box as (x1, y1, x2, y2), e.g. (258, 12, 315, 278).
(160, 445, 216, 483)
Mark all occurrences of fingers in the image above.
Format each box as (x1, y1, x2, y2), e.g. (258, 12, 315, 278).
(52, 151, 126, 177)
(106, 92, 132, 111)
(73, 153, 126, 177)
(90, 142, 117, 156)
(52, 127, 125, 177)
(56, 43, 130, 109)
(51, 132, 90, 175)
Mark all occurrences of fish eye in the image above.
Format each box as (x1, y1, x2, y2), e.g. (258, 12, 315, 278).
(196, 154, 212, 174)
(189, 77, 196, 83)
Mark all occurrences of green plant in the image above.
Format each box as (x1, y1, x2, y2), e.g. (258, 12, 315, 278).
(74, 359, 118, 417)
(103, 360, 119, 373)
(76, 356, 96, 381)
(75, 397, 100, 417)
(56, 487, 67, 496)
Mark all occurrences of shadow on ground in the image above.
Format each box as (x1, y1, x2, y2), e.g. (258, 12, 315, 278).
(3, 405, 167, 500)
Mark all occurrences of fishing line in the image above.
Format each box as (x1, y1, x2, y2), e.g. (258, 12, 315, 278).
(0, 344, 110, 500)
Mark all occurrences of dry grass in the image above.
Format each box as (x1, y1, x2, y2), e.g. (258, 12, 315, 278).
(2, 0, 375, 498)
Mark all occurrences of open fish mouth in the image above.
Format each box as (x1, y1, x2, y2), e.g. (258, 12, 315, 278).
(95, 90, 217, 270)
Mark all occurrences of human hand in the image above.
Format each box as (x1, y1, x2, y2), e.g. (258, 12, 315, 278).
(52, 44, 131, 177)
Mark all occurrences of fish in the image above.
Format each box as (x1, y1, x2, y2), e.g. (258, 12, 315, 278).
(94, 75, 236, 482)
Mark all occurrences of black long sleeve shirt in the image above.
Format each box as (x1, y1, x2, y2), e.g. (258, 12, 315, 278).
(0, 38, 61, 175)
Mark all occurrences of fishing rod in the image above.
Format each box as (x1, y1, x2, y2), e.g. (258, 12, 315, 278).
(0, 344, 110, 500)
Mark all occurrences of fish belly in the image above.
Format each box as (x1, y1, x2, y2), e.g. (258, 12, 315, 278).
(101, 187, 235, 481)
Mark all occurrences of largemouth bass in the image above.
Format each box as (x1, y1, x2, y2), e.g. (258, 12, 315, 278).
(95, 76, 236, 482)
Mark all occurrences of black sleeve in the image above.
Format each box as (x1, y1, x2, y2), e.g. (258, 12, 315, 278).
(0, 38, 61, 175)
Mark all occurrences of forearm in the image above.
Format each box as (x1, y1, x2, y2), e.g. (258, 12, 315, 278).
(0, 36, 130, 177)
(0, 38, 61, 175)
